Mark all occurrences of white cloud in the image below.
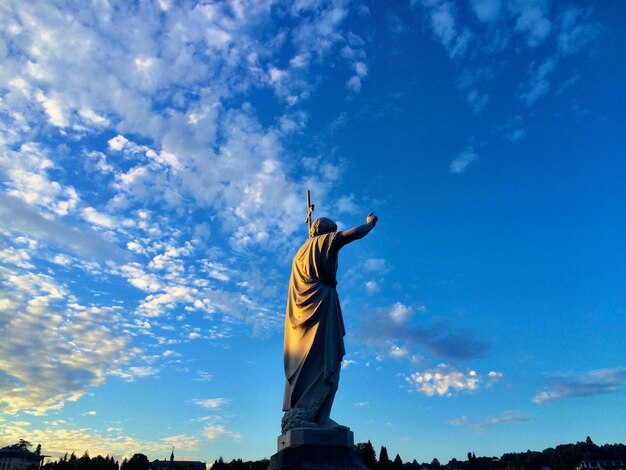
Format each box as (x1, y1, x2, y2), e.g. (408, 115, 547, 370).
(111, 366, 160, 381)
(488, 370, 504, 386)
(35, 91, 69, 127)
(501, 115, 526, 142)
(0, 267, 138, 415)
(450, 150, 479, 174)
(342, 359, 357, 369)
(79, 108, 109, 127)
(0, 143, 79, 216)
(0, 246, 34, 269)
(390, 344, 410, 359)
(82, 207, 117, 229)
(346, 61, 368, 93)
(389, 302, 413, 325)
(202, 425, 242, 441)
(414, 1, 595, 113)
(449, 412, 529, 428)
(520, 57, 557, 105)
(486, 412, 529, 426)
(269, 67, 288, 83)
(513, 2, 552, 47)
(355, 62, 368, 77)
(194, 371, 213, 382)
(557, 7, 600, 56)
(449, 415, 467, 426)
(423, 1, 472, 59)
(336, 194, 359, 214)
(470, 0, 502, 23)
(52, 253, 72, 266)
(363, 258, 389, 273)
(192, 398, 230, 409)
(108, 135, 129, 151)
(406, 364, 483, 396)
(365, 280, 380, 295)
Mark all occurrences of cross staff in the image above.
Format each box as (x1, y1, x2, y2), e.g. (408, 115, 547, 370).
(305, 190, 315, 237)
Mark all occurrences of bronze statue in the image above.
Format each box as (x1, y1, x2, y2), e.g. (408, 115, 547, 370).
(281, 192, 378, 433)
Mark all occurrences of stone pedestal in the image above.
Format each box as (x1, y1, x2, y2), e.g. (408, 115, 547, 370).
(267, 428, 368, 470)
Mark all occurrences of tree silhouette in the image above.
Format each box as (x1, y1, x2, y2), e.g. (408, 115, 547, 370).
(43, 451, 119, 470)
(392, 454, 403, 470)
(467, 452, 479, 470)
(378, 446, 392, 470)
(355, 441, 377, 470)
(211, 457, 226, 470)
(3, 440, 33, 450)
(121, 454, 149, 470)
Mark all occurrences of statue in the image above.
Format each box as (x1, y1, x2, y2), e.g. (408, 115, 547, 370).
(281, 192, 378, 433)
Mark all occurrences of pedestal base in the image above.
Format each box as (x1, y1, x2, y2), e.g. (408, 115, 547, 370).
(268, 428, 367, 470)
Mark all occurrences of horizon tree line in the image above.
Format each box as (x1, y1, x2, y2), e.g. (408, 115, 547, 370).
(3, 436, 625, 470)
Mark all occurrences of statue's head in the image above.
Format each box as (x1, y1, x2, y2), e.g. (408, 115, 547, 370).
(310, 217, 337, 237)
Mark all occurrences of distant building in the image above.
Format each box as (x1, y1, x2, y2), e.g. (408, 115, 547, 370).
(576, 462, 625, 470)
(0, 448, 45, 470)
(149, 450, 205, 470)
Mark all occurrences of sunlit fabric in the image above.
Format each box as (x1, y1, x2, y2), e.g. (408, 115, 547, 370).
(283, 231, 345, 421)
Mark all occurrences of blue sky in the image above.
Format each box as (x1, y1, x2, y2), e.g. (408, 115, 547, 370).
(1, 0, 625, 465)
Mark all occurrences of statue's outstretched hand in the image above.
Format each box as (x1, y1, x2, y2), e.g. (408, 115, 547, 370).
(366, 212, 378, 225)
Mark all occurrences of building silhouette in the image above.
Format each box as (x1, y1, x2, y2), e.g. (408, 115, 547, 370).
(149, 449, 205, 470)
(0, 447, 46, 470)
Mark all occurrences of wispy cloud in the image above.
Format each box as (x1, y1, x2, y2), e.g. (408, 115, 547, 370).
(0, 193, 127, 263)
(414, 1, 600, 114)
(500, 115, 526, 142)
(486, 412, 530, 426)
(511, 1, 552, 47)
(363, 258, 390, 274)
(194, 371, 214, 383)
(450, 150, 479, 174)
(469, 0, 502, 24)
(201, 425, 242, 441)
(449, 411, 530, 429)
(422, 1, 472, 59)
(520, 57, 557, 106)
(532, 367, 626, 403)
(192, 398, 231, 409)
(557, 7, 601, 56)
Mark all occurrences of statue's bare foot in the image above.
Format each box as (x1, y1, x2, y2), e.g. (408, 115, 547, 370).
(318, 418, 348, 430)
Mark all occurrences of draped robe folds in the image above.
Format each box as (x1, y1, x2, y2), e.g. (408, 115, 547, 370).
(282, 232, 346, 418)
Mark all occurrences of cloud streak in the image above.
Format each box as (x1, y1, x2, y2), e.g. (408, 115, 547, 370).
(357, 302, 490, 361)
(0, 193, 127, 263)
(414, 1, 600, 114)
(450, 150, 479, 174)
(0, 420, 200, 461)
(532, 367, 626, 403)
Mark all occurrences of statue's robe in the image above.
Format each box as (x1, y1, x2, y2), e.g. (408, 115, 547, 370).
(282, 231, 346, 419)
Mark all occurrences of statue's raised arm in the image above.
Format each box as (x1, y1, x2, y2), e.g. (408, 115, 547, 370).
(281, 211, 379, 434)
(335, 212, 378, 248)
